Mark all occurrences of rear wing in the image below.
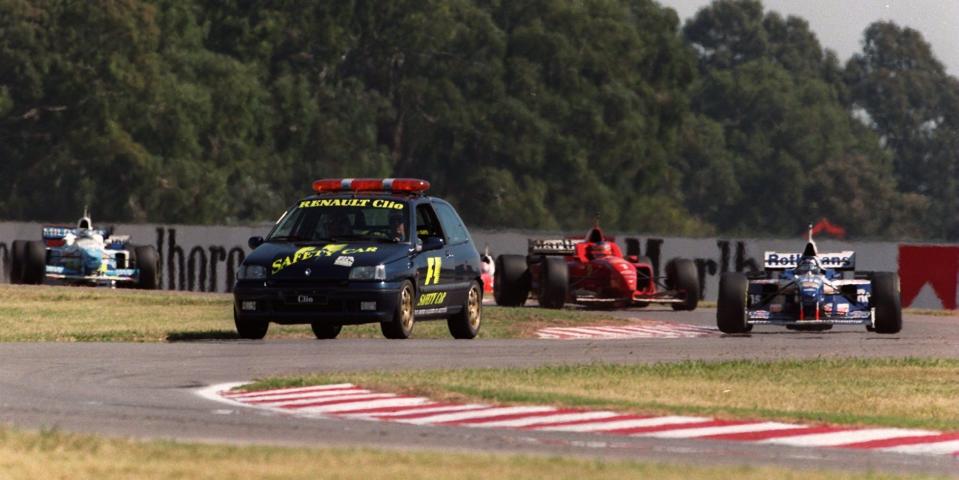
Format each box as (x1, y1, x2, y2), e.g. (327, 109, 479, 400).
(763, 251, 856, 270)
(528, 238, 581, 256)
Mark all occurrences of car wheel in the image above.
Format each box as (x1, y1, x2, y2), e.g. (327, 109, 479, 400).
(381, 280, 415, 339)
(717, 272, 749, 334)
(21, 241, 46, 285)
(537, 256, 568, 309)
(10, 240, 26, 284)
(666, 258, 699, 311)
(234, 309, 268, 340)
(494, 255, 530, 306)
(871, 272, 902, 334)
(134, 246, 161, 290)
(310, 322, 342, 340)
(448, 281, 482, 339)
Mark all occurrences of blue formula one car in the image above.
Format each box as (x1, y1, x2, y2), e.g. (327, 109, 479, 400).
(9, 212, 160, 289)
(716, 227, 901, 334)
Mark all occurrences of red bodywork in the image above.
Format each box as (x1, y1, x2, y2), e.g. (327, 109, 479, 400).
(528, 227, 664, 307)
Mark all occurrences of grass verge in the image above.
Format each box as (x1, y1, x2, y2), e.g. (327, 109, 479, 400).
(0, 427, 944, 480)
(242, 358, 959, 431)
(0, 285, 628, 341)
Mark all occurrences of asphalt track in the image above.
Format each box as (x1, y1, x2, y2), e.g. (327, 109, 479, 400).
(0, 307, 957, 476)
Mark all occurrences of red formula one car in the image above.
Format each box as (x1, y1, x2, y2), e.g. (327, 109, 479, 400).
(493, 224, 699, 310)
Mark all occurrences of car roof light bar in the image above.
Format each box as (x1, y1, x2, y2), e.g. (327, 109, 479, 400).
(312, 178, 430, 194)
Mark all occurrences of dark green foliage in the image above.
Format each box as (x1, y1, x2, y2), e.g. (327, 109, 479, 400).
(0, 0, 955, 240)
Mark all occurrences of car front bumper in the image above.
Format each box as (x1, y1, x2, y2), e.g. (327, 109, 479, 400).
(233, 280, 403, 325)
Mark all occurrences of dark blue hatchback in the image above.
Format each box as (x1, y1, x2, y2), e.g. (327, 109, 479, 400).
(233, 178, 484, 340)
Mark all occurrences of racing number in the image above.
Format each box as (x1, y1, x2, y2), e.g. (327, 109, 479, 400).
(425, 257, 442, 285)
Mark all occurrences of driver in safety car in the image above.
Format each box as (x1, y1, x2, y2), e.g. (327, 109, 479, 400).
(324, 212, 353, 238)
(388, 210, 407, 242)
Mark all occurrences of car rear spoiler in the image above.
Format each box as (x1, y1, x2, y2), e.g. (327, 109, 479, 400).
(763, 251, 856, 270)
(528, 238, 581, 256)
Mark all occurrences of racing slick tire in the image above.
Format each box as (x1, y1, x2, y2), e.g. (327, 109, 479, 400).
(494, 255, 530, 307)
(310, 322, 342, 340)
(448, 280, 482, 339)
(381, 280, 416, 339)
(537, 256, 568, 309)
(871, 272, 902, 334)
(20, 241, 46, 285)
(234, 309, 268, 340)
(717, 272, 750, 334)
(666, 258, 699, 311)
(10, 240, 26, 284)
(133, 246, 161, 290)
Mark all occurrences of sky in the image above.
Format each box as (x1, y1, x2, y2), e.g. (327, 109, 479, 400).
(658, 0, 959, 76)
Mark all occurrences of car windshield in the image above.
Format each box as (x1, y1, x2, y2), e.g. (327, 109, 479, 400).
(268, 198, 410, 243)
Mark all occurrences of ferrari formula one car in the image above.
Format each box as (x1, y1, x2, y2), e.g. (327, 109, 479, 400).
(716, 228, 901, 334)
(494, 223, 699, 310)
(9, 212, 160, 289)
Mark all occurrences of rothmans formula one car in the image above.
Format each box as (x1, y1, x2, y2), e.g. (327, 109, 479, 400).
(494, 223, 699, 310)
(9, 211, 160, 289)
(716, 227, 901, 334)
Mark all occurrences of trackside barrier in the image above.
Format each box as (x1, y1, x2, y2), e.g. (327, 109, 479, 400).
(0, 222, 955, 309)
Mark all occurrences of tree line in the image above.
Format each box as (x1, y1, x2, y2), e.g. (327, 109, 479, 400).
(1, 0, 956, 240)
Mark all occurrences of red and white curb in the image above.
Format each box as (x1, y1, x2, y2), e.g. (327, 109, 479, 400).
(199, 383, 959, 457)
(536, 322, 718, 340)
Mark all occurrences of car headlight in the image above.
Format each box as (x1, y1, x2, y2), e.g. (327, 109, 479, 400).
(237, 265, 268, 280)
(349, 264, 386, 280)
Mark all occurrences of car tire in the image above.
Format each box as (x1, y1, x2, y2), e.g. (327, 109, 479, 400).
(234, 309, 268, 340)
(21, 241, 46, 285)
(381, 280, 416, 339)
(494, 255, 530, 307)
(310, 322, 342, 340)
(666, 258, 699, 311)
(871, 272, 902, 334)
(717, 272, 749, 334)
(537, 256, 568, 309)
(10, 240, 26, 284)
(448, 280, 482, 339)
(134, 246, 160, 290)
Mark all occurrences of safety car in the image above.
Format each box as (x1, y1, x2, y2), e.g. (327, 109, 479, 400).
(233, 178, 484, 340)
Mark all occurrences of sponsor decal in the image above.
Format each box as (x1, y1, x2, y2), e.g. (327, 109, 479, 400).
(425, 257, 442, 285)
(334, 256, 355, 267)
(763, 252, 855, 269)
(272, 244, 346, 274)
(837, 303, 849, 315)
(899, 244, 959, 309)
(824, 303, 832, 314)
(748, 310, 770, 319)
(342, 246, 377, 254)
(417, 291, 447, 306)
(847, 311, 871, 319)
(528, 238, 580, 255)
(297, 199, 404, 209)
(770, 304, 783, 313)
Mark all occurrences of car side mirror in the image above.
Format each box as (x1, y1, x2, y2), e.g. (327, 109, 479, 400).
(248, 236, 264, 249)
(626, 255, 639, 263)
(421, 236, 445, 252)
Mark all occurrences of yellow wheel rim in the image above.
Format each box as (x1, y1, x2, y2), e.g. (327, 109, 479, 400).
(400, 285, 414, 330)
(468, 286, 481, 329)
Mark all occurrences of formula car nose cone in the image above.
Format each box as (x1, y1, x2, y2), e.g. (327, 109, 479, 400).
(81, 246, 103, 273)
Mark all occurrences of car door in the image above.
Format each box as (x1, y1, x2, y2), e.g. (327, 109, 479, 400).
(413, 202, 454, 317)
(431, 200, 477, 309)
